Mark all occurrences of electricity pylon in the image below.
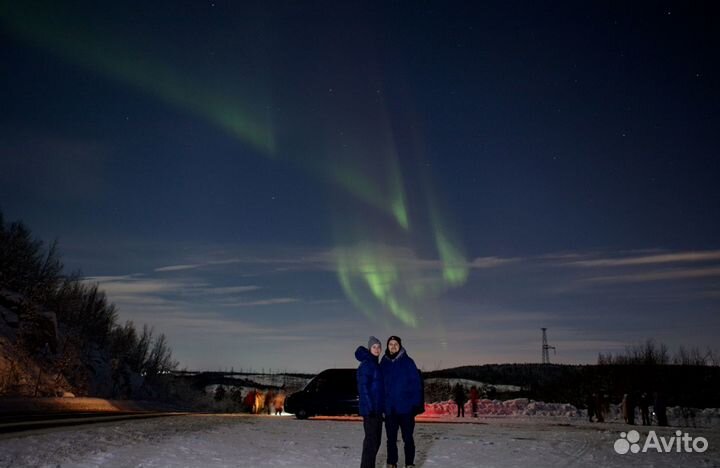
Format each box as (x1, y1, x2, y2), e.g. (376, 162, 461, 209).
(542, 328, 556, 364)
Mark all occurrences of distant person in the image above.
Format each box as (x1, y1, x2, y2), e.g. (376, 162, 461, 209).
(469, 385, 480, 417)
(453, 383, 467, 417)
(273, 392, 286, 415)
(681, 406, 696, 428)
(356, 336, 384, 468)
(654, 392, 668, 426)
(621, 393, 635, 425)
(680, 393, 696, 428)
(381, 335, 423, 468)
(243, 389, 256, 413)
(639, 392, 650, 425)
(265, 389, 276, 415)
(587, 392, 597, 422)
(253, 390, 266, 414)
(601, 393, 610, 422)
(595, 393, 605, 423)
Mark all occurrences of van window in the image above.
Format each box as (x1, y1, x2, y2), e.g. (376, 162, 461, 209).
(309, 371, 357, 394)
(311, 376, 329, 392)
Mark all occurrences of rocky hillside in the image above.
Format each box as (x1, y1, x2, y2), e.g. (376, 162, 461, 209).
(0, 288, 74, 396)
(0, 212, 177, 400)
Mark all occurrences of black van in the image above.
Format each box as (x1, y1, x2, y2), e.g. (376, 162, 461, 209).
(284, 368, 359, 419)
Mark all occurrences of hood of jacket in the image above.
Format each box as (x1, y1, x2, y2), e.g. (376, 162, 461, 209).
(355, 345, 377, 362)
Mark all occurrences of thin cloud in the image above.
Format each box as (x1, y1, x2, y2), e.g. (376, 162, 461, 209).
(469, 256, 520, 269)
(153, 252, 334, 273)
(154, 263, 205, 272)
(88, 275, 259, 295)
(332, 244, 520, 274)
(85, 277, 182, 295)
(84, 274, 141, 282)
(198, 285, 261, 295)
(127, 310, 362, 341)
(154, 258, 244, 272)
(217, 298, 299, 307)
(152, 245, 522, 281)
(127, 312, 281, 336)
(108, 295, 179, 307)
(583, 267, 720, 284)
(568, 250, 720, 268)
(86, 274, 269, 313)
(537, 252, 593, 261)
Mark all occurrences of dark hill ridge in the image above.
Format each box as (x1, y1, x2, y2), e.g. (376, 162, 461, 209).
(424, 363, 720, 408)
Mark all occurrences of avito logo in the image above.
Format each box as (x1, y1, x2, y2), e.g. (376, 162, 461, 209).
(614, 430, 708, 454)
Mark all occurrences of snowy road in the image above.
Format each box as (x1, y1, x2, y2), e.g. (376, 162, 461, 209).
(1, 414, 718, 467)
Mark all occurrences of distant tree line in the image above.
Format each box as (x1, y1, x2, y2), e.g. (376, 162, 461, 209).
(0, 210, 177, 398)
(597, 338, 719, 366)
(426, 340, 720, 409)
(426, 362, 720, 409)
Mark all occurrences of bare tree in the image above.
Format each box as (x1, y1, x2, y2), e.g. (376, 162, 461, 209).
(673, 345, 709, 366)
(146, 333, 178, 377)
(598, 339, 670, 365)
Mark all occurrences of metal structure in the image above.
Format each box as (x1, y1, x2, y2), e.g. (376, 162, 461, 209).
(541, 328, 556, 364)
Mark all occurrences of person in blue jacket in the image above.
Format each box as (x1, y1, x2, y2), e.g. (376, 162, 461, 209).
(381, 335, 423, 468)
(356, 336, 384, 468)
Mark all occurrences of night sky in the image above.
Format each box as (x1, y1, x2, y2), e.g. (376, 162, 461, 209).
(2, 1, 719, 372)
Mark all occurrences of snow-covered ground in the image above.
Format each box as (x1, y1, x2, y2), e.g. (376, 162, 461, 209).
(425, 398, 720, 427)
(1, 414, 718, 467)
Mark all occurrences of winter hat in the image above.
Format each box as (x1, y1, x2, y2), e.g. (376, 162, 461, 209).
(387, 335, 402, 348)
(368, 336, 381, 349)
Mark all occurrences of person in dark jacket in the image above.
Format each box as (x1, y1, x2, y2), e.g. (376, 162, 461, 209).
(639, 392, 650, 425)
(621, 393, 636, 425)
(654, 392, 668, 426)
(595, 393, 606, 422)
(381, 335, 422, 468)
(587, 392, 597, 422)
(453, 383, 467, 417)
(356, 336, 384, 468)
(469, 385, 480, 417)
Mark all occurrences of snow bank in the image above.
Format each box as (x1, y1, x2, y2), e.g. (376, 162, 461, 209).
(424, 378, 522, 393)
(424, 398, 580, 418)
